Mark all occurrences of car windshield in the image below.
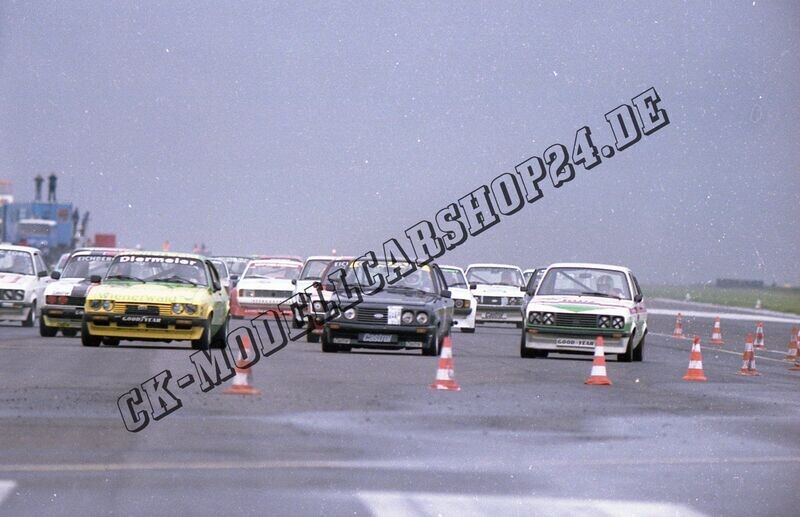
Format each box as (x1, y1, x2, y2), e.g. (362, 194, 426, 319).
(105, 255, 209, 286)
(244, 263, 300, 280)
(537, 267, 631, 300)
(0, 249, 34, 275)
(467, 267, 524, 287)
(440, 268, 468, 288)
(341, 261, 435, 293)
(300, 259, 330, 280)
(219, 257, 249, 276)
(60, 254, 116, 279)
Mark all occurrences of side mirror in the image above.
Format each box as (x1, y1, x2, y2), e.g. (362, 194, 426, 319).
(38, 270, 49, 278)
(469, 283, 477, 290)
(519, 286, 526, 292)
(634, 294, 643, 303)
(89, 275, 102, 284)
(441, 289, 451, 298)
(291, 279, 297, 285)
(50, 271, 61, 280)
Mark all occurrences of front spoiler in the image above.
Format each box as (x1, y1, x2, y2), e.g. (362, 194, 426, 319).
(523, 328, 631, 353)
(86, 313, 206, 340)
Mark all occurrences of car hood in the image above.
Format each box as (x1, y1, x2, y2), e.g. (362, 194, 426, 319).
(294, 278, 319, 294)
(527, 294, 633, 314)
(472, 284, 524, 297)
(237, 278, 295, 292)
(87, 282, 209, 304)
(45, 278, 93, 298)
(0, 273, 36, 290)
(448, 287, 475, 301)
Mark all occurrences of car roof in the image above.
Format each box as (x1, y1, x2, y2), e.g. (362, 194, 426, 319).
(115, 250, 206, 261)
(544, 262, 632, 274)
(0, 244, 40, 254)
(466, 263, 523, 271)
(249, 258, 303, 267)
(71, 247, 128, 255)
(304, 256, 337, 262)
(439, 264, 466, 273)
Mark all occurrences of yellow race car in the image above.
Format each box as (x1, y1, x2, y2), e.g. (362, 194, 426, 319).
(81, 251, 230, 349)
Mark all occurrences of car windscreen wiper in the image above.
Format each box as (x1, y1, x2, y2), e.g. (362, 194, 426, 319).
(385, 285, 430, 295)
(580, 291, 619, 299)
(106, 274, 145, 283)
(152, 276, 198, 286)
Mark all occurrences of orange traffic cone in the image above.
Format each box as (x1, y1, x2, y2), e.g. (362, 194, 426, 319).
(672, 313, 686, 339)
(785, 327, 798, 362)
(585, 336, 612, 386)
(224, 335, 261, 395)
(753, 322, 765, 350)
(430, 336, 460, 391)
(790, 343, 800, 371)
(683, 336, 708, 381)
(738, 334, 760, 376)
(710, 317, 724, 345)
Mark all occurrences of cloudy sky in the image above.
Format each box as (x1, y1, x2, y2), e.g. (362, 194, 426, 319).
(1, 1, 798, 284)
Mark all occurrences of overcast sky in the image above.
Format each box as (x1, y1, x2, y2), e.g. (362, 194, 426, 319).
(1, 1, 798, 284)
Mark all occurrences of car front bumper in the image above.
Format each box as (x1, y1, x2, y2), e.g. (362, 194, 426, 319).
(231, 301, 293, 319)
(522, 327, 631, 353)
(475, 305, 522, 323)
(85, 312, 207, 340)
(451, 308, 476, 329)
(324, 321, 436, 349)
(0, 301, 33, 321)
(42, 305, 85, 328)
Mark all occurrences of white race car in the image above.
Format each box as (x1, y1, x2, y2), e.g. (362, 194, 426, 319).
(465, 263, 526, 327)
(439, 265, 476, 333)
(40, 247, 124, 337)
(291, 256, 335, 328)
(230, 258, 301, 320)
(521, 262, 647, 362)
(0, 244, 51, 327)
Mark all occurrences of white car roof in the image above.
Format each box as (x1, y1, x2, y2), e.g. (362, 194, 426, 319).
(466, 263, 523, 271)
(544, 262, 633, 274)
(249, 259, 302, 268)
(0, 244, 39, 254)
(439, 264, 465, 273)
(304, 256, 337, 262)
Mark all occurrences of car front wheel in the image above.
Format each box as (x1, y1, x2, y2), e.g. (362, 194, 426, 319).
(23, 301, 37, 327)
(192, 319, 212, 350)
(80, 318, 101, 347)
(633, 335, 644, 362)
(39, 315, 58, 337)
(321, 332, 337, 353)
(618, 333, 635, 363)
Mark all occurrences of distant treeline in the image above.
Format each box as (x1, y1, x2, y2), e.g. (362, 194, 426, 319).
(715, 278, 765, 289)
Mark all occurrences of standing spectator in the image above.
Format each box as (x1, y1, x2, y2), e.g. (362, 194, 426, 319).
(34, 174, 44, 201)
(47, 173, 57, 202)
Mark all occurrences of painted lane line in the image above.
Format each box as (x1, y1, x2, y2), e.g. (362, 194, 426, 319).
(648, 308, 800, 325)
(652, 332, 789, 363)
(358, 492, 707, 517)
(0, 456, 798, 474)
(0, 480, 16, 507)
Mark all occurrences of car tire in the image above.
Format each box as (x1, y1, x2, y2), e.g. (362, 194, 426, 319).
(61, 328, 78, 338)
(520, 332, 535, 358)
(210, 316, 229, 350)
(80, 318, 101, 347)
(39, 316, 58, 337)
(306, 331, 320, 343)
(23, 301, 37, 328)
(192, 319, 212, 350)
(103, 338, 120, 346)
(618, 333, 635, 363)
(321, 332, 337, 353)
(422, 330, 440, 356)
(462, 327, 475, 334)
(633, 335, 644, 362)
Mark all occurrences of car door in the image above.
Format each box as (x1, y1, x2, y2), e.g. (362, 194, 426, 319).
(205, 261, 227, 326)
(430, 264, 453, 332)
(33, 252, 50, 304)
(629, 273, 645, 342)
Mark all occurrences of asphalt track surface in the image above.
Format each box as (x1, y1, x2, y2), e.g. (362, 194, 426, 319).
(0, 300, 798, 516)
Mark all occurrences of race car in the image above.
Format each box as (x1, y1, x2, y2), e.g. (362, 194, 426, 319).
(291, 256, 335, 328)
(303, 257, 354, 343)
(213, 256, 251, 287)
(0, 244, 51, 327)
(40, 247, 125, 337)
(465, 263, 526, 327)
(209, 258, 232, 293)
(520, 262, 647, 362)
(439, 265, 476, 333)
(321, 258, 454, 356)
(230, 258, 301, 320)
(81, 251, 230, 349)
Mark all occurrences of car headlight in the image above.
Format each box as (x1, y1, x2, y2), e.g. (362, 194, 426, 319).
(509, 297, 520, 305)
(455, 299, 464, 309)
(101, 300, 113, 311)
(528, 311, 542, 324)
(89, 300, 102, 310)
(542, 312, 555, 325)
(598, 315, 611, 328)
(416, 312, 429, 325)
(312, 301, 324, 312)
(172, 303, 184, 314)
(14, 290, 25, 301)
(611, 316, 625, 329)
(185, 304, 198, 315)
(401, 311, 414, 325)
(344, 308, 356, 320)
(239, 289, 255, 297)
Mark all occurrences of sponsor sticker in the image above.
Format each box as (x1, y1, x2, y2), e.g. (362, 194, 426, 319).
(387, 305, 402, 325)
